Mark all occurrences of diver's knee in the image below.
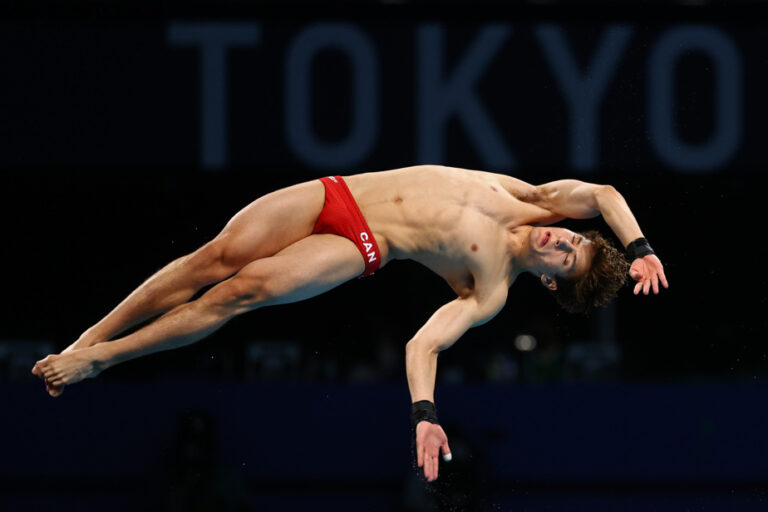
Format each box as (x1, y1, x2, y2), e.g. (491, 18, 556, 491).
(187, 238, 238, 282)
(206, 272, 274, 315)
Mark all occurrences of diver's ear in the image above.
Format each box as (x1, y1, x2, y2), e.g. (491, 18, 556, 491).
(540, 274, 558, 291)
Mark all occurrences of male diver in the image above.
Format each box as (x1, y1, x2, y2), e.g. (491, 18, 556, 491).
(32, 165, 668, 482)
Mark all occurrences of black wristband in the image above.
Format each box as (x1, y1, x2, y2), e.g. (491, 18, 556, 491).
(626, 237, 654, 260)
(411, 400, 439, 429)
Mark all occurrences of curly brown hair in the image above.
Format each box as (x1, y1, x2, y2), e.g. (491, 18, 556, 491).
(550, 230, 630, 314)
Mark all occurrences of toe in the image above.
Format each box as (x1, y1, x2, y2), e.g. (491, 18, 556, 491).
(46, 381, 64, 397)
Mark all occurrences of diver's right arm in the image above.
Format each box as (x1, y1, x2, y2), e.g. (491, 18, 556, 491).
(405, 285, 507, 481)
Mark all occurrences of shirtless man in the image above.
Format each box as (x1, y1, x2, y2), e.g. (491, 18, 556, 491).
(31, 165, 667, 482)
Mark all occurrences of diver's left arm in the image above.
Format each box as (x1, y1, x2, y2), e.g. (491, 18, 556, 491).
(532, 180, 639, 244)
(535, 180, 669, 295)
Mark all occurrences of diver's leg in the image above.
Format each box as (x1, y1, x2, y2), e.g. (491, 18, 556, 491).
(34, 234, 363, 395)
(66, 179, 326, 352)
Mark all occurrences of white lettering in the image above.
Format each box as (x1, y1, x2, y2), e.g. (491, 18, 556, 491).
(363, 242, 373, 252)
(536, 24, 632, 172)
(360, 232, 369, 241)
(648, 26, 742, 172)
(167, 22, 260, 170)
(368, 252, 377, 263)
(286, 23, 379, 169)
(417, 24, 514, 168)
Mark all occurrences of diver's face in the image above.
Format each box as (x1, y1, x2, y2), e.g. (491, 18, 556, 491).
(529, 227, 593, 279)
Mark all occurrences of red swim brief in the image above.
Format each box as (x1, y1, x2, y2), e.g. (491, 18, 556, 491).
(312, 176, 381, 277)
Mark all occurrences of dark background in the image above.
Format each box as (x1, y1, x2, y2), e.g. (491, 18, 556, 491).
(2, 1, 767, 511)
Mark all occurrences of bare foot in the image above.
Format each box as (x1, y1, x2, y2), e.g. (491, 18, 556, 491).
(48, 336, 107, 395)
(31, 349, 103, 397)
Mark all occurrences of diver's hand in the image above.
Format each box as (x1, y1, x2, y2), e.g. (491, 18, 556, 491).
(415, 421, 452, 482)
(629, 254, 669, 295)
